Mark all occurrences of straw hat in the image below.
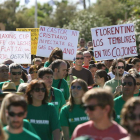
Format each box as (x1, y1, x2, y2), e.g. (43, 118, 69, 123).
(2, 82, 16, 93)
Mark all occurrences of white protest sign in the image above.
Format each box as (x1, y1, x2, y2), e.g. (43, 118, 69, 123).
(91, 23, 137, 61)
(36, 26, 79, 61)
(0, 31, 31, 64)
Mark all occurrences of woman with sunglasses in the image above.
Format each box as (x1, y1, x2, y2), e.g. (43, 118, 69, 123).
(131, 72, 140, 96)
(0, 94, 37, 134)
(94, 70, 111, 88)
(60, 79, 89, 140)
(25, 79, 60, 140)
(44, 47, 63, 67)
(28, 65, 38, 83)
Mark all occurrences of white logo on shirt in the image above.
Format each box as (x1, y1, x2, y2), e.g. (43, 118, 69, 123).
(69, 116, 89, 122)
(30, 119, 49, 124)
(60, 88, 64, 92)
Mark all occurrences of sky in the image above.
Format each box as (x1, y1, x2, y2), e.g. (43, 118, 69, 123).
(1, 0, 97, 9)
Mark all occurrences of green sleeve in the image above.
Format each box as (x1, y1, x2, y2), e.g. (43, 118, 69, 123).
(44, 61, 50, 67)
(65, 83, 70, 100)
(49, 104, 60, 132)
(59, 91, 66, 109)
(0, 82, 4, 90)
(59, 106, 69, 127)
(23, 119, 37, 135)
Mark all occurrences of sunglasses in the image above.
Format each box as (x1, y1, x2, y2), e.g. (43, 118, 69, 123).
(34, 88, 46, 92)
(115, 66, 124, 69)
(11, 72, 22, 75)
(83, 104, 103, 111)
(122, 82, 133, 86)
(76, 57, 84, 60)
(8, 111, 25, 117)
(127, 113, 140, 120)
(136, 82, 140, 85)
(53, 55, 61, 59)
(30, 71, 38, 74)
(71, 85, 82, 90)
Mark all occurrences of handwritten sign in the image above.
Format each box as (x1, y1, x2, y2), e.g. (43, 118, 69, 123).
(91, 23, 137, 61)
(16, 28, 39, 55)
(0, 31, 31, 64)
(36, 26, 79, 61)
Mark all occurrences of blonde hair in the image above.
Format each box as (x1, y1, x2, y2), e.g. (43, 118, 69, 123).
(0, 122, 8, 140)
(0, 94, 15, 125)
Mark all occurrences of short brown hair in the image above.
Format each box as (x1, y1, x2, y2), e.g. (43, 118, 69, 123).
(121, 97, 140, 132)
(25, 80, 48, 104)
(82, 88, 114, 118)
(132, 58, 140, 65)
(76, 51, 83, 56)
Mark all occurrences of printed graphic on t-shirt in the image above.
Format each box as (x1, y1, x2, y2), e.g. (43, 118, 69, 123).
(29, 119, 49, 124)
(51, 102, 58, 105)
(69, 116, 89, 122)
(60, 88, 64, 92)
(87, 135, 115, 140)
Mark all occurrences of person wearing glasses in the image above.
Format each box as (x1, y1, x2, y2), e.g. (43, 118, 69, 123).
(104, 58, 126, 95)
(120, 97, 140, 140)
(71, 88, 128, 140)
(82, 51, 91, 69)
(27, 65, 38, 83)
(38, 67, 66, 115)
(44, 47, 63, 67)
(60, 79, 89, 140)
(0, 63, 24, 91)
(114, 74, 136, 124)
(3, 94, 41, 140)
(94, 70, 111, 88)
(25, 79, 60, 140)
(71, 51, 93, 86)
(131, 72, 140, 97)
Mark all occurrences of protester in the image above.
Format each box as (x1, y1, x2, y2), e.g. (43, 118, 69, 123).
(38, 67, 66, 114)
(2, 82, 16, 93)
(26, 79, 60, 140)
(121, 97, 140, 140)
(44, 47, 63, 67)
(131, 57, 140, 72)
(87, 41, 93, 48)
(71, 88, 128, 140)
(21, 64, 30, 74)
(50, 59, 70, 100)
(104, 58, 125, 94)
(71, 51, 94, 86)
(82, 51, 91, 69)
(88, 64, 97, 80)
(17, 83, 29, 94)
(32, 58, 42, 66)
(0, 63, 24, 91)
(77, 38, 87, 50)
(2, 59, 14, 67)
(60, 79, 89, 140)
(131, 72, 140, 96)
(114, 74, 136, 124)
(0, 64, 9, 82)
(104, 59, 113, 73)
(0, 93, 37, 134)
(28, 65, 38, 82)
(94, 70, 111, 87)
(3, 94, 40, 140)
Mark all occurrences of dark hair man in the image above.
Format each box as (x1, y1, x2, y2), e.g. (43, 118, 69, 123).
(114, 74, 136, 124)
(49, 59, 69, 100)
(71, 88, 128, 140)
(120, 97, 140, 140)
(0, 64, 9, 82)
(38, 67, 66, 114)
(0, 63, 24, 91)
(104, 58, 126, 95)
(71, 51, 94, 86)
(3, 94, 40, 140)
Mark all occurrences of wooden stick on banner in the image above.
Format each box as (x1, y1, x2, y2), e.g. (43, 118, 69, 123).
(117, 58, 119, 87)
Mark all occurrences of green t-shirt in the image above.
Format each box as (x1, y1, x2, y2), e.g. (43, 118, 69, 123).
(59, 104, 89, 137)
(114, 95, 125, 124)
(3, 127, 41, 140)
(26, 103, 60, 140)
(104, 78, 122, 93)
(52, 79, 70, 100)
(44, 61, 51, 67)
(0, 79, 24, 91)
(49, 87, 66, 114)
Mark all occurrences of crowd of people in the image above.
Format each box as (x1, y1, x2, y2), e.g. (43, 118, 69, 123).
(0, 38, 140, 140)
